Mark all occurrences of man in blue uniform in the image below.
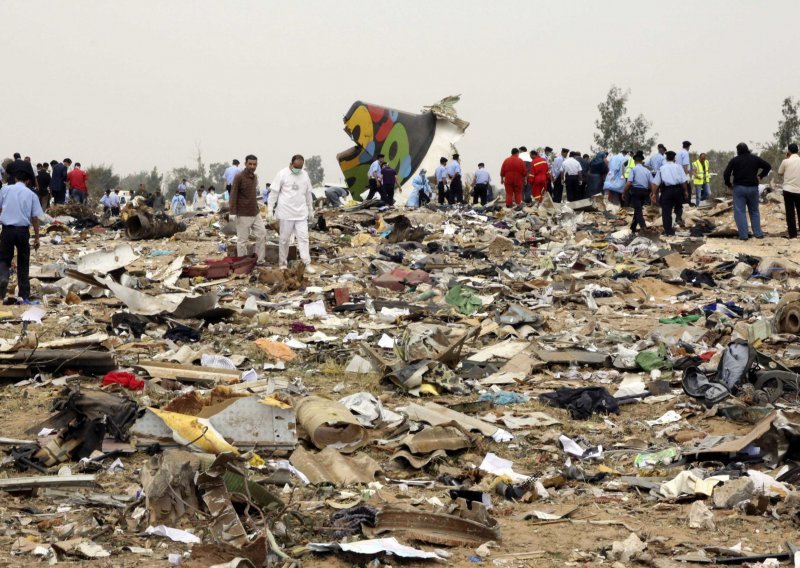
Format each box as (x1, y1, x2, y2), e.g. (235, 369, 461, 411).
(0, 170, 43, 302)
(651, 151, 688, 236)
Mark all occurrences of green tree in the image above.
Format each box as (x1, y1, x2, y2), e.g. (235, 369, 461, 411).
(305, 155, 324, 186)
(774, 96, 800, 150)
(702, 149, 735, 197)
(119, 170, 149, 191)
(86, 164, 120, 200)
(166, 149, 211, 198)
(593, 86, 657, 153)
(208, 162, 228, 189)
(146, 167, 163, 194)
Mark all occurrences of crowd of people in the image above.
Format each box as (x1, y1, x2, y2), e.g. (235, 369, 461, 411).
(0, 139, 797, 305)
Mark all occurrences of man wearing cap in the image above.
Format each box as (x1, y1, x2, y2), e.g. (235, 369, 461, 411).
(472, 162, 491, 206)
(0, 169, 42, 303)
(623, 152, 652, 234)
(365, 154, 384, 201)
(550, 148, 569, 203)
(778, 143, 800, 238)
(434, 157, 449, 205)
(691, 152, 711, 207)
(529, 150, 550, 203)
(562, 151, 583, 202)
(446, 154, 463, 204)
(651, 150, 689, 236)
(646, 144, 667, 174)
(500, 148, 526, 208)
(723, 142, 771, 240)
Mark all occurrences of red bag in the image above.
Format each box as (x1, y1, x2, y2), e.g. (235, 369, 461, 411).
(102, 371, 145, 391)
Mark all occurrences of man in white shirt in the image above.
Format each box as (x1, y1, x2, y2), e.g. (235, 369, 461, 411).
(562, 152, 584, 202)
(267, 154, 315, 273)
(223, 159, 242, 196)
(779, 143, 800, 238)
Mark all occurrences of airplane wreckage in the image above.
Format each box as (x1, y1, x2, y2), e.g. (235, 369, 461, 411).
(337, 96, 470, 199)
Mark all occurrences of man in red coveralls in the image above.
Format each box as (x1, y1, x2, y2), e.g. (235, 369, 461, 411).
(528, 150, 550, 203)
(500, 148, 526, 207)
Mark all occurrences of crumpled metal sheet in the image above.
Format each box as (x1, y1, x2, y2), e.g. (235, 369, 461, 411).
(196, 453, 249, 548)
(289, 446, 381, 486)
(76, 244, 138, 275)
(295, 396, 366, 453)
(370, 506, 501, 547)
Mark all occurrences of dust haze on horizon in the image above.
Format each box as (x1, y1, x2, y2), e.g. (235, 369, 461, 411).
(5, 0, 799, 186)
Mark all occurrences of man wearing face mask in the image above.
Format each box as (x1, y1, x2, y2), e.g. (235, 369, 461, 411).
(267, 155, 316, 273)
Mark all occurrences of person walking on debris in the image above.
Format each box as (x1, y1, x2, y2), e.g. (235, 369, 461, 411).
(36, 162, 51, 211)
(518, 146, 532, 204)
(541, 146, 554, 196)
(677, 140, 692, 177)
(170, 191, 187, 215)
(446, 154, 463, 204)
(223, 159, 241, 197)
(0, 169, 42, 303)
(578, 153, 590, 198)
(100, 189, 114, 214)
(529, 150, 550, 203)
(177, 178, 187, 198)
(434, 157, 449, 205)
(692, 152, 711, 207)
(50, 159, 69, 205)
(550, 148, 569, 203)
(408, 169, 431, 208)
(586, 151, 607, 197)
(472, 162, 491, 205)
(646, 143, 667, 173)
(365, 154, 384, 201)
(623, 151, 651, 234)
(267, 154, 315, 273)
(500, 148, 526, 208)
(651, 150, 689, 236)
(778, 143, 800, 239)
(604, 149, 627, 205)
(723, 142, 771, 241)
(230, 154, 267, 263)
(66, 162, 88, 204)
(562, 151, 583, 202)
(379, 161, 401, 206)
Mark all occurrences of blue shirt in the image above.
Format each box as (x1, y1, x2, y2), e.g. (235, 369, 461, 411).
(646, 152, 665, 172)
(434, 165, 446, 183)
(223, 166, 241, 185)
(445, 160, 461, 177)
(552, 155, 565, 177)
(0, 182, 44, 227)
(653, 162, 688, 187)
(677, 149, 690, 171)
(627, 164, 652, 189)
(368, 160, 382, 180)
(109, 193, 120, 207)
(474, 169, 491, 184)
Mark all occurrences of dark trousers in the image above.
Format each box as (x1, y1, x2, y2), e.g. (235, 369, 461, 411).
(379, 185, 395, 206)
(659, 185, 684, 236)
(38, 192, 49, 212)
(0, 226, 31, 300)
(473, 183, 488, 205)
(565, 175, 581, 202)
(450, 176, 463, 203)
(629, 187, 649, 232)
(784, 191, 800, 238)
(522, 182, 532, 203)
(366, 178, 381, 200)
(52, 190, 66, 205)
(551, 176, 564, 203)
(437, 181, 448, 204)
(419, 188, 431, 206)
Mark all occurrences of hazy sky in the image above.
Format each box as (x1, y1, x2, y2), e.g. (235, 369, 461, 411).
(6, 0, 799, 185)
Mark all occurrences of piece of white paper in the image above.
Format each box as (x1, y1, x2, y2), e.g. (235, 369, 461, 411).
(21, 307, 46, 323)
(378, 334, 395, 349)
(646, 410, 682, 427)
(145, 525, 201, 544)
(303, 300, 327, 318)
(479, 452, 528, 483)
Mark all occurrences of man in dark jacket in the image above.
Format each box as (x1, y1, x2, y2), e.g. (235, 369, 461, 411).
(49, 159, 70, 204)
(6, 153, 35, 186)
(36, 163, 51, 211)
(723, 143, 772, 240)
